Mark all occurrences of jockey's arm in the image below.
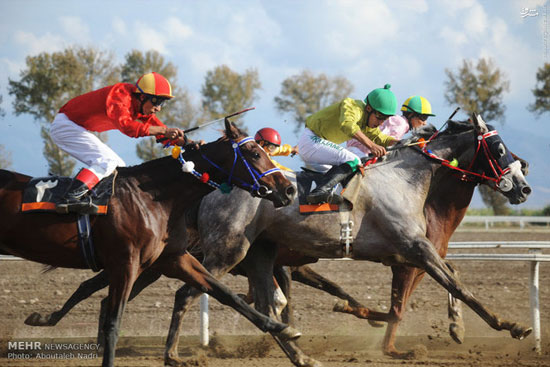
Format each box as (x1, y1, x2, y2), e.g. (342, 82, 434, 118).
(352, 130, 387, 157)
(149, 126, 185, 140)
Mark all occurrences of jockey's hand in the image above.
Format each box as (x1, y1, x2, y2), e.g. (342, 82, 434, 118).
(165, 127, 184, 140)
(369, 143, 387, 157)
(291, 145, 299, 156)
(183, 139, 206, 150)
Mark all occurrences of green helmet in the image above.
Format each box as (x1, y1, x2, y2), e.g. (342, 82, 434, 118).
(401, 95, 436, 116)
(364, 84, 397, 116)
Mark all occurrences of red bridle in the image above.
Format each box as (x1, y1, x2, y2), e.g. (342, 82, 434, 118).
(421, 129, 511, 188)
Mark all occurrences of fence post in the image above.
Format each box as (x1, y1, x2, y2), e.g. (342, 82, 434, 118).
(200, 294, 209, 346)
(529, 249, 541, 355)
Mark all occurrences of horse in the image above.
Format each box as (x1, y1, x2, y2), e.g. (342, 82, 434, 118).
(159, 115, 531, 365)
(0, 119, 299, 367)
(23, 116, 532, 366)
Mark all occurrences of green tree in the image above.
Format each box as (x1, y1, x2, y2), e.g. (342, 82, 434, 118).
(0, 95, 6, 118)
(528, 63, 550, 117)
(120, 50, 201, 161)
(8, 46, 118, 176)
(0, 144, 12, 169)
(201, 65, 261, 130)
(274, 70, 354, 133)
(444, 58, 511, 215)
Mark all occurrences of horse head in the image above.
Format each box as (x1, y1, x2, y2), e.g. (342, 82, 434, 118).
(191, 119, 295, 208)
(469, 114, 531, 204)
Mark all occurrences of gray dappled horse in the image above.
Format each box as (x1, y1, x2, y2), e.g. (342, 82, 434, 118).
(163, 115, 531, 366)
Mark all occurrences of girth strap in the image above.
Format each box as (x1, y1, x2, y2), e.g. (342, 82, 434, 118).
(77, 214, 100, 272)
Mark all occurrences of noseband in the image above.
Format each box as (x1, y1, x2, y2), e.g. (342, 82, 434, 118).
(173, 136, 281, 197)
(421, 129, 512, 189)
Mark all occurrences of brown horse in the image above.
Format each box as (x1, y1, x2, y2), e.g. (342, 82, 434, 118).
(0, 120, 299, 367)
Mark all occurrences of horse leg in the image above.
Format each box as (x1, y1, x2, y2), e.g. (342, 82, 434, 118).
(159, 252, 301, 367)
(381, 265, 424, 358)
(291, 265, 384, 328)
(25, 271, 109, 326)
(241, 245, 321, 367)
(102, 261, 140, 367)
(404, 238, 532, 340)
(445, 261, 465, 344)
(97, 267, 162, 346)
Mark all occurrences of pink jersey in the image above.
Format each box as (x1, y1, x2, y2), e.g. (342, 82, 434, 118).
(346, 115, 409, 155)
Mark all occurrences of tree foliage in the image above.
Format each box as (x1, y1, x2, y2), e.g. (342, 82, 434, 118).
(8, 47, 117, 176)
(528, 63, 550, 117)
(201, 65, 261, 130)
(121, 50, 201, 161)
(274, 70, 354, 133)
(444, 58, 511, 215)
(444, 58, 510, 123)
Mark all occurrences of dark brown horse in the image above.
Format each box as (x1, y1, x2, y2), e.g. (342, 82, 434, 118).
(0, 120, 298, 367)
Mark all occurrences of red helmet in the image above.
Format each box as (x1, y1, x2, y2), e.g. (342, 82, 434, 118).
(255, 128, 281, 146)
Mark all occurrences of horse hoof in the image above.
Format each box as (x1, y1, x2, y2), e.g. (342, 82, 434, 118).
(333, 300, 349, 312)
(24, 312, 50, 326)
(299, 356, 323, 367)
(164, 355, 185, 367)
(511, 324, 532, 340)
(368, 319, 385, 328)
(449, 322, 465, 344)
(276, 326, 301, 341)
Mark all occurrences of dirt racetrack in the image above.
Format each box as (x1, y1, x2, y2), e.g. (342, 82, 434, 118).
(1, 228, 549, 366)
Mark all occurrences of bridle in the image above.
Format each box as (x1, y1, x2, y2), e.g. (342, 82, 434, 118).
(173, 136, 282, 197)
(420, 128, 513, 191)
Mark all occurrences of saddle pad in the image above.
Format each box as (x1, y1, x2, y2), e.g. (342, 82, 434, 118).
(21, 174, 115, 215)
(296, 170, 340, 215)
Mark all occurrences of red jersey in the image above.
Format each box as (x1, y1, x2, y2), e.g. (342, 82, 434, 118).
(59, 83, 165, 138)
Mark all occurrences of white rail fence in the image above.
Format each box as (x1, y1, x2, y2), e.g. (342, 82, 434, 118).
(1, 240, 548, 354)
(460, 216, 550, 230)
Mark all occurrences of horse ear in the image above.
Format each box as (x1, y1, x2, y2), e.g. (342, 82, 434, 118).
(471, 113, 488, 134)
(224, 118, 240, 140)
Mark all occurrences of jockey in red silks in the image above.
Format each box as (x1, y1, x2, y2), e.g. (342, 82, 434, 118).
(254, 127, 298, 172)
(50, 72, 185, 214)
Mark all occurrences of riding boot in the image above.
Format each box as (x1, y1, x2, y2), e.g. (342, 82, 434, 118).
(307, 163, 355, 205)
(56, 168, 100, 215)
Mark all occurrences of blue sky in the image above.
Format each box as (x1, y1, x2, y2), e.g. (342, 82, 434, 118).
(0, 0, 549, 208)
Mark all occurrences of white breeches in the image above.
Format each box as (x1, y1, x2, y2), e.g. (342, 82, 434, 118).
(50, 113, 125, 180)
(297, 128, 360, 171)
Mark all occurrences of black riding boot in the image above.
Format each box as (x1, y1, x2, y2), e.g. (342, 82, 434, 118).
(56, 180, 98, 215)
(306, 163, 354, 205)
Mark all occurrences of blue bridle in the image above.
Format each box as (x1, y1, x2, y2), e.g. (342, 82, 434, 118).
(177, 136, 282, 197)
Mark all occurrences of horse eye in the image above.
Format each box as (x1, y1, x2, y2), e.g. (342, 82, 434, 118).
(492, 142, 506, 158)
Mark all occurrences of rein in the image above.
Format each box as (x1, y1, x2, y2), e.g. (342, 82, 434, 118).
(421, 129, 511, 188)
(172, 136, 281, 197)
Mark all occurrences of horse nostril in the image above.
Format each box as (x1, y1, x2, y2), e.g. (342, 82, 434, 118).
(286, 185, 296, 198)
(522, 186, 532, 195)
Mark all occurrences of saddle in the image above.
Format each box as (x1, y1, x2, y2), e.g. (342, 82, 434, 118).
(297, 168, 357, 215)
(21, 173, 116, 215)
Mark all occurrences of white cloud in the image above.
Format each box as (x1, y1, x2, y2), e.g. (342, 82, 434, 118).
(464, 3, 488, 35)
(134, 22, 168, 55)
(13, 31, 65, 55)
(165, 17, 192, 40)
(59, 16, 90, 43)
(112, 17, 127, 36)
(439, 26, 468, 46)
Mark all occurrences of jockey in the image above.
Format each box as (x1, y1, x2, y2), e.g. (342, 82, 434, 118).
(50, 72, 185, 214)
(346, 95, 435, 156)
(254, 127, 298, 172)
(298, 84, 398, 205)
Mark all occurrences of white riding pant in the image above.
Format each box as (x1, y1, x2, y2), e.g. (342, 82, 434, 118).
(50, 113, 125, 180)
(298, 128, 360, 172)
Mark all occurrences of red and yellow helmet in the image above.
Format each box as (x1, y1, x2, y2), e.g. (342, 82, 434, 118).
(255, 128, 281, 146)
(135, 72, 174, 99)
